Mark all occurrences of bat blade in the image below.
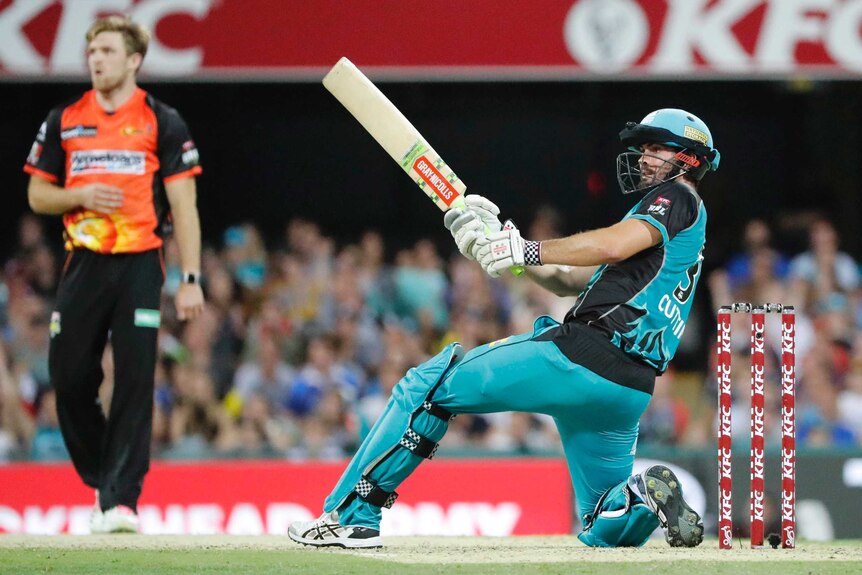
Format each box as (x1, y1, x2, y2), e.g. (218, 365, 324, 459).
(322, 57, 465, 211)
(323, 57, 524, 277)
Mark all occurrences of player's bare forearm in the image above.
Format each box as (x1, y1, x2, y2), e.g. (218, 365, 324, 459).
(28, 176, 85, 215)
(29, 176, 124, 215)
(166, 177, 204, 321)
(165, 177, 202, 274)
(540, 220, 661, 267)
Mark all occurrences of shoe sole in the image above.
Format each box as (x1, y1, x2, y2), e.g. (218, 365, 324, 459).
(287, 528, 382, 549)
(643, 465, 703, 547)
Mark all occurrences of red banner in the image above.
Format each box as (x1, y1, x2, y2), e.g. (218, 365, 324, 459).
(0, 0, 860, 79)
(0, 459, 572, 535)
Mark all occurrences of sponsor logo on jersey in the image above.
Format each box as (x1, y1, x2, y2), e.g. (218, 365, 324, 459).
(27, 141, 43, 166)
(27, 122, 48, 165)
(61, 125, 97, 140)
(181, 140, 200, 165)
(70, 150, 146, 175)
(134, 309, 161, 328)
(647, 203, 666, 216)
(655, 196, 672, 205)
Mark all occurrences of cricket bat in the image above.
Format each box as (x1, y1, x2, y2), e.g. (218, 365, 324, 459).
(322, 57, 523, 275)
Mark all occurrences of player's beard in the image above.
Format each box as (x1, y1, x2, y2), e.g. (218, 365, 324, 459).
(91, 70, 131, 96)
(638, 169, 662, 189)
(638, 160, 675, 189)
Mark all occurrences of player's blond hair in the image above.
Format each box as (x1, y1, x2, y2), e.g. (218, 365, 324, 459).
(86, 15, 150, 69)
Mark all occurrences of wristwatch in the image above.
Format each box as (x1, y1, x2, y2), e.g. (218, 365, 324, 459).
(181, 272, 201, 285)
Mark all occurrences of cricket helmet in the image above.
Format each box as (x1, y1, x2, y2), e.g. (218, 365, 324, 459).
(616, 109, 720, 194)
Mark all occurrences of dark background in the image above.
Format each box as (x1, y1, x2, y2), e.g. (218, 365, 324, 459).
(2, 79, 861, 268)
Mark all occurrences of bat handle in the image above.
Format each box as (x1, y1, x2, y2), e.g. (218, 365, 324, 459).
(451, 197, 524, 277)
(501, 220, 525, 277)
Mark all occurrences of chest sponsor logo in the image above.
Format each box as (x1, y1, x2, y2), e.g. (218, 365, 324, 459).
(61, 125, 97, 140)
(122, 124, 153, 136)
(647, 204, 667, 216)
(70, 150, 146, 175)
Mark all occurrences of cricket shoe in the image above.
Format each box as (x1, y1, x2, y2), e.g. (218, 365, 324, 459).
(91, 505, 139, 534)
(288, 511, 382, 549)
(89, 490, 103, 534)
(636, 465, 703, 547)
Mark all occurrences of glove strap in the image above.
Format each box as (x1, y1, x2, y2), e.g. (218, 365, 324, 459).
(524, 240, 542, 266)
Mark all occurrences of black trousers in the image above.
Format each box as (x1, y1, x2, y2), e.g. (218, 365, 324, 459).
(49, 248, 163, 511)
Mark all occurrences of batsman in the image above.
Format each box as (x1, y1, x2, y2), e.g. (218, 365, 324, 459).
(289, 109, 719, 548)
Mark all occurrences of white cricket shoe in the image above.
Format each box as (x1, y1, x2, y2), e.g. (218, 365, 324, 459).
(89, 490, 104, 534)
(91, 505, 139, 534)
(288, 511, 382, 549)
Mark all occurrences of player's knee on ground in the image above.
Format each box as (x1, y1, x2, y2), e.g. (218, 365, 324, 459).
(577, 481, 659, 547)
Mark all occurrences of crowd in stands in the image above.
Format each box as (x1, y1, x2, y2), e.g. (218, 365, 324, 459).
(1, 209, 861, 463)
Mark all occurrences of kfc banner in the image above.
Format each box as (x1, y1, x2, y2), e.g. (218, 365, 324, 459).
(0, 459, 573, 535)
(1, 0, 861, 79)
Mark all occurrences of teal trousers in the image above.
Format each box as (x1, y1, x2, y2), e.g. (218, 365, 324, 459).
(325, 316, 653, 540)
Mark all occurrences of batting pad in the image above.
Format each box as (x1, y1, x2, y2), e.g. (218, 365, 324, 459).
(323, 343, 463, 528)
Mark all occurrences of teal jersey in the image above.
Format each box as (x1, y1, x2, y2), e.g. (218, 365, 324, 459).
(565, 181, 706, 373)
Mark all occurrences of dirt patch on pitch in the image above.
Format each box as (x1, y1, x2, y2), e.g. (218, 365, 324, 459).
(1, 535, 859, 563)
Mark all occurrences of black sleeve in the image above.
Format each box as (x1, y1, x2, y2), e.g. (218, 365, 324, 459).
(629, 184, 699, 243)
(152, 97, 201, 179)
(25, 107, 66, 184)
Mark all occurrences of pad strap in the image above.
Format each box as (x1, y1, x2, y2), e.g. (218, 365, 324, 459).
(355, 476, 398, 509)
(422, 400, 455, 421)
(400, 428, 439, 459)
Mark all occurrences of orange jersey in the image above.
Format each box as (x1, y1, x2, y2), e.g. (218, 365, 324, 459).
(24, 88, 202, 253)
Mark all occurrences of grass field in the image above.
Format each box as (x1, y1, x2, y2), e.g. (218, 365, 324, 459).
(1, 535, 860, 575)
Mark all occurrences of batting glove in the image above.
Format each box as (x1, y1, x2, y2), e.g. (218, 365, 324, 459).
(464, 195, 503, 234)
(444, 208, 484, 260)
(473, 221, 541, 278)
